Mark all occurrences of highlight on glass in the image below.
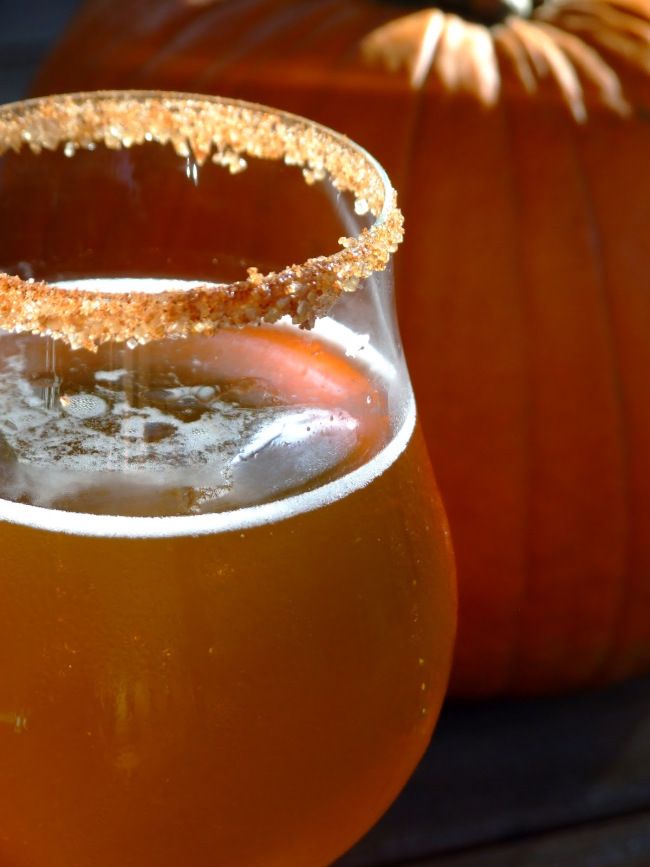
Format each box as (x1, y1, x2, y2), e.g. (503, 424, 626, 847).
(0, 91, 456, 867)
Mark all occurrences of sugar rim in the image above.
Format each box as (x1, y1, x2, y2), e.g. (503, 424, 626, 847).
(0, 91, 404, 350)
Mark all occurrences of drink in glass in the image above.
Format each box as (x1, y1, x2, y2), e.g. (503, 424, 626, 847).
(0, 92, 455, 867)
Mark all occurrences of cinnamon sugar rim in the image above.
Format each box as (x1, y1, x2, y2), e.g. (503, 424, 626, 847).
(0, 90, 404, 351)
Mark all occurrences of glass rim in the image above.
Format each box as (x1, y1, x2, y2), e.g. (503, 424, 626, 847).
(0, 90, 404, 350)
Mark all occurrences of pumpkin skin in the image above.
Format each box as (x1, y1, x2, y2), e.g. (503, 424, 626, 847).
(33, 0, 650, 696)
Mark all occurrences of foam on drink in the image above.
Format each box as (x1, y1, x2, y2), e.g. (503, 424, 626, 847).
(0, 279, 414, 538)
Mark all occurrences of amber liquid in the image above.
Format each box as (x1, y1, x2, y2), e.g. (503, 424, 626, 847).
(0, 317, 455, 867)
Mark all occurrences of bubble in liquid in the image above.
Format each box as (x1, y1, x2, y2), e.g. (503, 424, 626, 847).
(195, 386, 216, 403)
(60, 393, 109, 419)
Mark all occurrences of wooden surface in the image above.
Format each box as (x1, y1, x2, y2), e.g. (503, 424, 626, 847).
(3, 3, 650, 865)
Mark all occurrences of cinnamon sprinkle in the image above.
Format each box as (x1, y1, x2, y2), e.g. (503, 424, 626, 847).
(0, 92, 404, 350)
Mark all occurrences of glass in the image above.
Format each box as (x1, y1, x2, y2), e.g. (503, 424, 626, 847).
(0, 92, 455, 867)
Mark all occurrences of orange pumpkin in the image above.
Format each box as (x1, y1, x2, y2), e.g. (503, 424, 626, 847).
(34, 0, 650, 696)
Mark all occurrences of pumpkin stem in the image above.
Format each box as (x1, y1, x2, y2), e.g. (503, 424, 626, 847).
(393, 0, 536, 24)
(469, 0, 533, 21)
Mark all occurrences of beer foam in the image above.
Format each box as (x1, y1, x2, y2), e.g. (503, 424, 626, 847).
(0, 401, 414, 539)
(0, 92, 404, 350)
(0, 342, 361, 515)
(0, 286, 414, 537)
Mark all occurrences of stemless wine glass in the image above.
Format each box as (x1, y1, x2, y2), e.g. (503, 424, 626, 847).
(0, 92, 455, 867)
